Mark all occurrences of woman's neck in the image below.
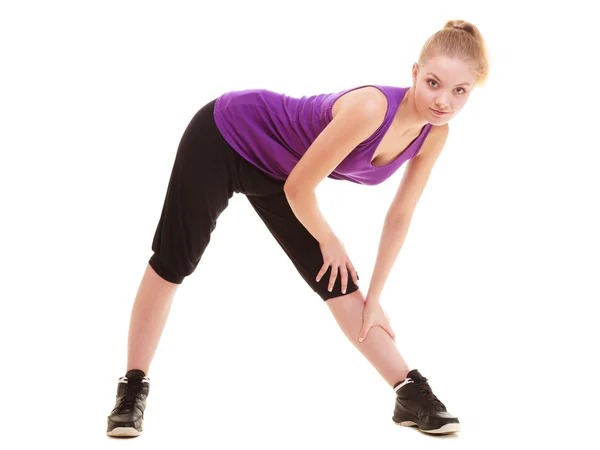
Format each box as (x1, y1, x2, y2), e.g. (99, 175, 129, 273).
(394, 86, 429, 134)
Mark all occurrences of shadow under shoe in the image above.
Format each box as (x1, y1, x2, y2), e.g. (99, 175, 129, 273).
(392, 369, 460, 435)
(107, 369, 150, 437)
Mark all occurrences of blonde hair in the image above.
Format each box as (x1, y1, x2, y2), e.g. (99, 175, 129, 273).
(418, 20, 489, 88)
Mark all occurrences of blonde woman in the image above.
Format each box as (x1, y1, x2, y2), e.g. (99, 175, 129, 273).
(107, 19, 489, 437)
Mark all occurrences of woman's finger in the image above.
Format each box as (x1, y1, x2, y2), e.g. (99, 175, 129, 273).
(384, 323, 396, 341)
(358, 322, 370, 343)
(340, 265, 349, 294)
(315, 263, 329, 283)
(347, 261, 358, 285)
(328, 264, 339, 291)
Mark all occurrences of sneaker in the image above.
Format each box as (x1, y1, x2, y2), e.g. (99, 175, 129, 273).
(392, 369, 460, 435)
(106, 369, 150, 437)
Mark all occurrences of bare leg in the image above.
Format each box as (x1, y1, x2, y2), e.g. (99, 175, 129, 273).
(326, 290, 410, 387)
(126, 264, 180, 375)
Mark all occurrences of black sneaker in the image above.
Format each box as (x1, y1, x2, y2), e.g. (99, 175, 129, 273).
(392, 369, 460, 435)
(106, 369, 150, 437)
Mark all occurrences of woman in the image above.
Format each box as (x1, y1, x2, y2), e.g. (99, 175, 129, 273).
(107, 19, 489, 437)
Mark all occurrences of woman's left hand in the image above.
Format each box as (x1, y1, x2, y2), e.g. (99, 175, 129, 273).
(358, 300, 395, 343)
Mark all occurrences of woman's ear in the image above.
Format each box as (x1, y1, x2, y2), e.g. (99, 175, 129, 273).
(411, 62, 419, 83)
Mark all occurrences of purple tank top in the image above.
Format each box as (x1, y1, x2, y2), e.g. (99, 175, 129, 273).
(213, 85, 433, 186)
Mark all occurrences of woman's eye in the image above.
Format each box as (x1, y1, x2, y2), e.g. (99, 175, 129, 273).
(429, 79, 467, 94)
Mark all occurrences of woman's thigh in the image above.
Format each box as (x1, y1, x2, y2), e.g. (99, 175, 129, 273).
(149, 99, 238, 283)
(245, 192, 360, 301)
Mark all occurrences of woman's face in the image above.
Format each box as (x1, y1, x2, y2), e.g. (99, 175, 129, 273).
(411, 54, 477, 125)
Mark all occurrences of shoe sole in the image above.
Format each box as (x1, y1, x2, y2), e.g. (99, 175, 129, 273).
(394, 420, 461, 434)
(107, 427, 142, 437)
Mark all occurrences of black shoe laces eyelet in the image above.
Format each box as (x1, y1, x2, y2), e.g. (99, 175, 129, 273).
(414, 380, 446, 411)
(120, 380, 144, 411)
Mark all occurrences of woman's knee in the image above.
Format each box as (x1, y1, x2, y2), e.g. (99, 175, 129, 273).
(325, 288, 365, 310)
(148, 253, 188, 284)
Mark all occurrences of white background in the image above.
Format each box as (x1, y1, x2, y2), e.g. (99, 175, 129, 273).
(1, 0, 598, 448)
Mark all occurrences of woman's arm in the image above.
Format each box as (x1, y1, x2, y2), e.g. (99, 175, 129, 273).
(284, 190, 336, 244)
(367, 124, 449, 303)
(284, 88, 386, 243)
(366, 214, 412, 301)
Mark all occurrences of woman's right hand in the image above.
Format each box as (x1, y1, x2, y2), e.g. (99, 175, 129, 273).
(316, 235, 359, 294)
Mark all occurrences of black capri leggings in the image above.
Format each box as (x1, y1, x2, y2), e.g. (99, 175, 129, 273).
(148, 99, 360, 301)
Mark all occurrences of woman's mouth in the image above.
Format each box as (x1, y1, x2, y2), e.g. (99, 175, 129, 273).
(430, 108, 449, 116)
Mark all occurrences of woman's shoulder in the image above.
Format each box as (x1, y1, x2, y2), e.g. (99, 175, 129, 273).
(331, 85, 389, 120)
